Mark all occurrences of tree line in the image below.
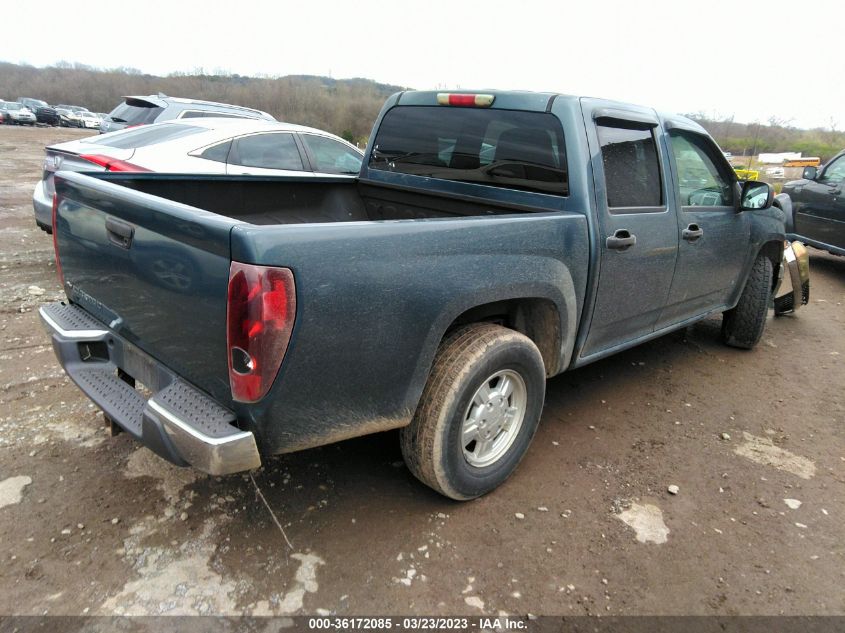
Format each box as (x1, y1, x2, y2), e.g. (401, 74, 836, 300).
(0, 61, 404, 145)
(2, 62, 842, 159)
(685, 112, 844, 162)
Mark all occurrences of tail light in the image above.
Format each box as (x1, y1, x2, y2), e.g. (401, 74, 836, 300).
(79, 154, 151, 172)
(226, 262, 296, 403)
(51, 194, 64, 286)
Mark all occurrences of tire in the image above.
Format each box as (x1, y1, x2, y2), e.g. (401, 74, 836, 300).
(721, 255, 773, 349)
(400, 323, 546, 500)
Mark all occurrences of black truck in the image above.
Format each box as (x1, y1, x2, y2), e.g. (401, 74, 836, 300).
(782, 149, 845, 256)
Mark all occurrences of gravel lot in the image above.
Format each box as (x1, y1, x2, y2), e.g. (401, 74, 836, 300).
(0, 125, 843, 618)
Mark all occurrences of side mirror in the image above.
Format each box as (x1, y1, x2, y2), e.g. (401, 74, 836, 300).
(740, 180, 774, 211)
(803, 166, 818, 180)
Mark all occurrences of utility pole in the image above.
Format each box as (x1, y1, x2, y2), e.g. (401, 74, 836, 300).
(748, 122, 761, 170)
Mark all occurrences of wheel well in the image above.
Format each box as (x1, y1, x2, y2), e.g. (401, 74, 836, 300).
(447, 298, 561, 376)
(758, 240, 784, 292)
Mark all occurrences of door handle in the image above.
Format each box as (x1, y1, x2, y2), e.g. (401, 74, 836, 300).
(606, 229, 637, 251)
(682, 223, 703, 241)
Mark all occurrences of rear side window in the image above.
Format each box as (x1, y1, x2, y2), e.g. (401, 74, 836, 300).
(107, 100, 163, 126)
(230, 133, 304, 171)
(198, 140, 232, 163)
(369, 106, 567, 195)
(96, 124, 205, 149)
(597, 121, 663, 209)
(300, 134, 362, 174)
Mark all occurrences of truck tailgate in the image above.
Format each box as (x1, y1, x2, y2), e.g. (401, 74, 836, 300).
(53, 171, 240, 405)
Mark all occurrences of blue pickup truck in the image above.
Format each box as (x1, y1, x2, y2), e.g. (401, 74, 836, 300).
(41, 90, 799, 499)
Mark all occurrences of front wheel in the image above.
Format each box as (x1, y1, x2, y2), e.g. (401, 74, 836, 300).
(721, 255, 773, 349)
(400, 323, 546, 500)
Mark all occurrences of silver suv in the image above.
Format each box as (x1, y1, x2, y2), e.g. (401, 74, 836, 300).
(99, 93, 274, 133)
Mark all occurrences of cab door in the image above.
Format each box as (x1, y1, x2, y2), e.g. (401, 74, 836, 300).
(579, 100, 679, 358)
(795, 153, 845, 250)
(657, 123, 750, 327)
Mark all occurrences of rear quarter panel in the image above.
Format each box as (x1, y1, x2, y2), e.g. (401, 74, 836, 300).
(231, 213, 589, 454)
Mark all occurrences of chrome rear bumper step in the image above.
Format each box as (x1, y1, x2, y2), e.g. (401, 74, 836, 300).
(39, 302, 261, 475)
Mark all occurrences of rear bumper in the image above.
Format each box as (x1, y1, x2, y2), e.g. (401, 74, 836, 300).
(40, 302, 261, 475)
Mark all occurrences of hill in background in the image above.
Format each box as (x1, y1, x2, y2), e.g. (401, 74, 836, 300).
(1, 62, 843, 158)
(0, 61, 406, 144)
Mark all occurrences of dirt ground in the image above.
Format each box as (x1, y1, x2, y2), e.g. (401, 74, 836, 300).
(0, 125, 843, 618)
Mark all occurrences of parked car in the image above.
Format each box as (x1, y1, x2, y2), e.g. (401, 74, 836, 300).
(17, 97, 48, 111)
(35, 106, 60, 126)
(55, 108, 79, 127)
(33, 118, 363, 231)
(40, 89, 806, 500)
(55, 104, 90, 125)
(99, 94, 274, 134)
(17, 98, 59, 126)
(76, 111, 102, 129)
(781, 149, 845, 256)
(0, 101, 36, 125)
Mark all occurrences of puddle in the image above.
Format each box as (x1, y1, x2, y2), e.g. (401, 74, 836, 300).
(101, 517, 239, 615)
(256, 553, 325, 615)
(101, 510, 325, 616)
(617, 502, 669, 544)
(124, 447, 201, 504)
(734, 432, 816, 479)
(0, 475, 31, 509)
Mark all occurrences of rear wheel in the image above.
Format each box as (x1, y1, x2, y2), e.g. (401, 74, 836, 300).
(400, 323, 546, 500)
(721, 255, 773, 349)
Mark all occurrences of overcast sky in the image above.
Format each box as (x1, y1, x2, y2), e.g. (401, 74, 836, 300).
(2, 0, 841, 129)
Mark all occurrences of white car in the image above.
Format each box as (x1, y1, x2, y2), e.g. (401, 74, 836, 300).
(1, 101, 37, 125)
(77, 111, 102, 129)
(33, 118, 364, 231)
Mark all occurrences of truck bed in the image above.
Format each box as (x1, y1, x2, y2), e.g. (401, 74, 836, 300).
(105, 173, 540, 226)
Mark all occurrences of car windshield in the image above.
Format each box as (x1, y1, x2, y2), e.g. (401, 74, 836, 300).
(6, 103, 22, 111)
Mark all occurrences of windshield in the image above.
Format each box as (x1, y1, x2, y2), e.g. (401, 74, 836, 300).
(369, 106, 568, 195)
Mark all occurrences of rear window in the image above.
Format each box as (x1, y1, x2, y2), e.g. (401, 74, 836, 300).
(95, 124, 204, 149)
(107, 100, 164, 126)
(369, 106, 568, 195)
